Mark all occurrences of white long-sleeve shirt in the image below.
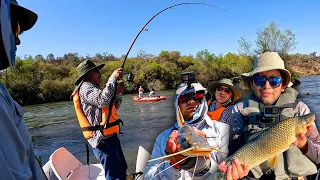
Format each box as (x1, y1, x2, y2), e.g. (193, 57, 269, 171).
(144, 115, 229, 180)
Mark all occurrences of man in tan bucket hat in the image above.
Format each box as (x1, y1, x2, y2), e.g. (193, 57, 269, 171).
(218, 52, 320, 180)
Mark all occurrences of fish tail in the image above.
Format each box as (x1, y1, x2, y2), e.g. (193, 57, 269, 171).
(147, 147, 194, 162)
(211, 147, 227, 155)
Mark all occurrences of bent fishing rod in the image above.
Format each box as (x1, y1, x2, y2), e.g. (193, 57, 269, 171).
(105, 2, 228, 128)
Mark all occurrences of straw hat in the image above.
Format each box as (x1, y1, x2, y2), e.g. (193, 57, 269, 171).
(208, 78, 241, 102)
(241, 52, 291, 87)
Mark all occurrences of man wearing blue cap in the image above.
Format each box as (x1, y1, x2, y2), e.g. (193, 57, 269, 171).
(0, 0, 46, 179)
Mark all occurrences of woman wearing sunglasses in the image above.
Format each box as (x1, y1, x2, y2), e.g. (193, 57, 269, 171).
(207, 79, 241, 123)
(218, 52, 320, 180)
(145, 82, 230, 180)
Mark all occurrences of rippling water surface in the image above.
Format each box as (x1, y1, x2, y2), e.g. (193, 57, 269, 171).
(24, 90, 176, 173)
(23, 76, 320, 173)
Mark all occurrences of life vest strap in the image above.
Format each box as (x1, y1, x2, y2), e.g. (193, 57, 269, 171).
(81, 119, 124, 131)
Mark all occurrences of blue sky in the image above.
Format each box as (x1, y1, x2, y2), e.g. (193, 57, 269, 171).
(16, 0, 320, 58)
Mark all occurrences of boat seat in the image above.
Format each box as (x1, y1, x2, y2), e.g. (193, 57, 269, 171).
(49, 147, 105, 180)
(135, 146, 151, 180)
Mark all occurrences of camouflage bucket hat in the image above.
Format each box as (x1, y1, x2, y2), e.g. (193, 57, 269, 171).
(75, 60, 105, 85)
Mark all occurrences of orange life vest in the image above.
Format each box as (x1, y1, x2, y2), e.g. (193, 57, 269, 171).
(207, 100, 226, 121)
(72, 90, 122, 139)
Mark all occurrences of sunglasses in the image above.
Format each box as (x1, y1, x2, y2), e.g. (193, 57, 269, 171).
(216, 86, 232, 94)
(178, 93, 204, 103)
(253, 75, 282, 88)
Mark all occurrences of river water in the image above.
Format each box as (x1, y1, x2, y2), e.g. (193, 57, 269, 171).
(23, 76, 320, 174)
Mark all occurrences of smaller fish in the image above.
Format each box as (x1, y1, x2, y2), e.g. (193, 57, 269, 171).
(148, 107, 226, 162)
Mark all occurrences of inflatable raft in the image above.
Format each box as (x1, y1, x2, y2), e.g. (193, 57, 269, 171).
(133, 96, 166, 102)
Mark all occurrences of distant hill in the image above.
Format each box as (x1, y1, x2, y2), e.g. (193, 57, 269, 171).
(286, 53, 320, 76)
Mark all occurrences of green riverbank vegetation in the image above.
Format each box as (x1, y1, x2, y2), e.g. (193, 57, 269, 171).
(1, 21, 320, 105)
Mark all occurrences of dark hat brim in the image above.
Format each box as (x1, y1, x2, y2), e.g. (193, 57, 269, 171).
(75, 64, 105, 85)
(10, 3, 38, 31)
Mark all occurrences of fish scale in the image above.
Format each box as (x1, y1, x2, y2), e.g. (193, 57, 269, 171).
(213, 113, 315, 179)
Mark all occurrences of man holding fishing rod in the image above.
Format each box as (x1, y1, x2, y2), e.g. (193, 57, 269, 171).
(145, 71, 231, 180)
(0, 0, 47, 179)
(219, 52, 320, 180)
(72, 59, 127, 179)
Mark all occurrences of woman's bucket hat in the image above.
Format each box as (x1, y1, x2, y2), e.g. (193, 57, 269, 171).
(208, 78, 241, 102)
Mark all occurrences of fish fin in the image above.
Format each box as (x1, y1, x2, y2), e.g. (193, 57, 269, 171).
(177, 107, 185, 128)
(147, 147, 194, 162)
(268, 156, 278, 168)
(211, 147, 227, 155)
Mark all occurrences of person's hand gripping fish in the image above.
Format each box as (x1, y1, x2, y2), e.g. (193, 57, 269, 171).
(218, 159, 249, 180)
(165, 127, 208, 167)
(293, 121, 314, 153)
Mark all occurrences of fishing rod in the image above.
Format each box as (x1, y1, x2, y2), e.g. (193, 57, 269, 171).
(105, 2, 228, 130)
(104, 2, 228, 179)
(121, 2, 227, 69)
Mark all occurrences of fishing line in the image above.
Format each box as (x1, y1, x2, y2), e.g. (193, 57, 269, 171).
(105, 2, 228, 128)
(150, 156, 189, 180)
(120, 2, 228, 68)
(191, 156, 199, 179)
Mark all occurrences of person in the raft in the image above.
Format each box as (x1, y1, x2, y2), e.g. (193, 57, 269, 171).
(218, 52, 320, 180)
(149, 88, 156, 97)
(138, 85, 144, 99)
(207, 78, 241, 123)
(72, 60, 127, 179)
(0, 0, 47, 179)
(144, 81, 230, 179)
